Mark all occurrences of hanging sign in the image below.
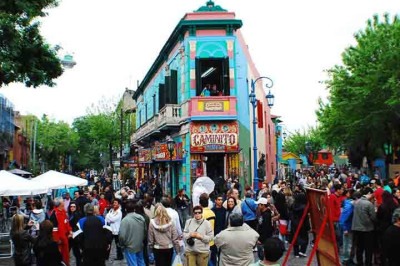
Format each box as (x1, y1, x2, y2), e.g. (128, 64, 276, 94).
(190, 121, 239, 153)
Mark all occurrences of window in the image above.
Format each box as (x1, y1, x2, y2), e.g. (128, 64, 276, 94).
(152, 94, 156, 116)
(166, 70, 178, 104)
(322, 153, 329, 160)
(159, 84, 165, 111)
(195, 57, 230, 96)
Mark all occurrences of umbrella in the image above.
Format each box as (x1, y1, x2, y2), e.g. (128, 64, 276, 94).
(193, 176, 215, 194)
(8, 169, 32, 176)
(0, 170, 48, 196)
(31, 170, 87, 189)
(192, 176, 215, 207)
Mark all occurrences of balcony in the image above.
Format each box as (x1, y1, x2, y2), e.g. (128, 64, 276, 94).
(158, 104, 181, 129)
(189, 96, 237, 120)
(131, 104, 183, 143)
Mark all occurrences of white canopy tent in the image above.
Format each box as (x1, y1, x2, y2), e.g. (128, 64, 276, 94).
(30, 170, 87, 189)
(0, 170, 48, 196)
(8, 169, 32, 176)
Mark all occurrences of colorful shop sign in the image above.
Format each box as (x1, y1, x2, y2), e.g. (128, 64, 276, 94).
(190, 122, 239, 153)
(152, 142, 183, 161)
(138, 149, 152, 163)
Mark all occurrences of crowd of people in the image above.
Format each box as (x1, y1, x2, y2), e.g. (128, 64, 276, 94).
(6, 167, 400, 266)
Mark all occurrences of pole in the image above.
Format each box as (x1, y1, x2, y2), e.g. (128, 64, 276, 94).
(120, 108, 123, 168)
(251, 87, 259, 193)
(250, 77, 274, 193)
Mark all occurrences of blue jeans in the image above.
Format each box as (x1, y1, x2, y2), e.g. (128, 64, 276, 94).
(341, 231, 352, 261)
(124, 250, 145, 266)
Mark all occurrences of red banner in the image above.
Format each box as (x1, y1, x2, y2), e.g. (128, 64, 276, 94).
(190, 121, 239, 153)
(306, 188, 340, 266)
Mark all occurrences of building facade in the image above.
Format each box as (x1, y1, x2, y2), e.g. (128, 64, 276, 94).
(0, 94, 15, 170)
(131, 1, 276, 195)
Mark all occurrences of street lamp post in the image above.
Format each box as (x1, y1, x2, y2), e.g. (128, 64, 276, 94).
(167, 138, 175, 195)
(120, 108, 124, 168)
(249, 77, 274, 193)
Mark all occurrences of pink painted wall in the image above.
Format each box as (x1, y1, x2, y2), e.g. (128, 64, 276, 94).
(236, 30, 277, 184)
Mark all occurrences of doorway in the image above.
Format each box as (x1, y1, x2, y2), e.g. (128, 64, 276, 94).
(205, 153, 224, 180)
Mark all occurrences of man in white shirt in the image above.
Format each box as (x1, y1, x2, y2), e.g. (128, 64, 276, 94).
(105, 198, 123, 260)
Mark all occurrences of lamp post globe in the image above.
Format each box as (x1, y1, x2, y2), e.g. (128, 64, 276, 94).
(167, 139, 175, 159)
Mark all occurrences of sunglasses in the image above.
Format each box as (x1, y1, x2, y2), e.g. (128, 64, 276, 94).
(194, 211, 202, 214)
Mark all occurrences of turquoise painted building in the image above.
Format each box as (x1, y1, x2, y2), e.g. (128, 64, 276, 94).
(131, 1, 276, 195)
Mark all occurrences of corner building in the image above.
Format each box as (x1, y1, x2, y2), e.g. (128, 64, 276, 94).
(131, 2, 276, 196)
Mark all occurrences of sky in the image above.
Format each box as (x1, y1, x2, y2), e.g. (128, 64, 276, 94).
(1, 0, 399, 132)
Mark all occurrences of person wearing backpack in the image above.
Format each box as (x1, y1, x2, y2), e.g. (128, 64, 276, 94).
(241, 190, 258, 231)
(360, 172, 370, 186)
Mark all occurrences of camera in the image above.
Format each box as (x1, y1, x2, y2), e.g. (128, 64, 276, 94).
(186, 237, 195, 246)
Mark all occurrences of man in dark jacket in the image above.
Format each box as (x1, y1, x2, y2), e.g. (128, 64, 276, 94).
(75, 190, 90, 214)
(255, 197, 273, 260)
(75, 203, 113, 266)
(382, 208, 400, 266)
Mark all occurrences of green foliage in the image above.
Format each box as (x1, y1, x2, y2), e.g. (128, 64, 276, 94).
(317, 13, 400, 167)
(284, 126, 324, 156)
(0, 0, 63, 87)
(36, 115, 78, 172)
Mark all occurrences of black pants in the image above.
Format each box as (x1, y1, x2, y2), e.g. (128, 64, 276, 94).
(153, 248, 173, 266)
(353, 231, 373, 266)
(293, 233, 309, 256)
(69, 238, 82, 266)
(112, 234, 123, 259)
(82, 248, 106, 266)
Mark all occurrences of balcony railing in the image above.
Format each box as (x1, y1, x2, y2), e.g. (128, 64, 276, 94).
(131, 104, 183, 143)
(158, 104, 181, 128)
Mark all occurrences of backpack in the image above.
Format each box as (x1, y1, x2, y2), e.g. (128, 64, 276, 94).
(360, 175, 370, 185)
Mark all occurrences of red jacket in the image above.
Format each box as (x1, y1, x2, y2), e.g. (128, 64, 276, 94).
(99, 198, 110, 215)
(329, 193, 343, 222)
(50, 207, 72, 240)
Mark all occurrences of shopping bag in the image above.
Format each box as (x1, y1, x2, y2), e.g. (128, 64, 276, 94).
(278, 219, 288, 235)
(172, 255, 183, 266)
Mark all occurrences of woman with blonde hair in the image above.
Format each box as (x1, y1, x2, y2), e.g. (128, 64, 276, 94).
(148, 203, 179, 266)
(10, 214, 35, 266)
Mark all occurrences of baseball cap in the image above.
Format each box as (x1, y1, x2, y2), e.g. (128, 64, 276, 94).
(255, 198, 269, 205)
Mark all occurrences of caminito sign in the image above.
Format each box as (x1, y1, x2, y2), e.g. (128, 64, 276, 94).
(190, 121, 239, 153)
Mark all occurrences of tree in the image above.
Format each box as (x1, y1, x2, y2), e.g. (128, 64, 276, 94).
(35, 115, 78, 173)
(72, 97, 121, 172)
(317, 13, 400, 168)
(0, 0, 63, 87)
(284, 127, 324, 165)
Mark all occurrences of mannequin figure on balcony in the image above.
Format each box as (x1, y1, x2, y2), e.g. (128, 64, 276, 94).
(210, 84, 219, 96)
(201, 84, 211, 97)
